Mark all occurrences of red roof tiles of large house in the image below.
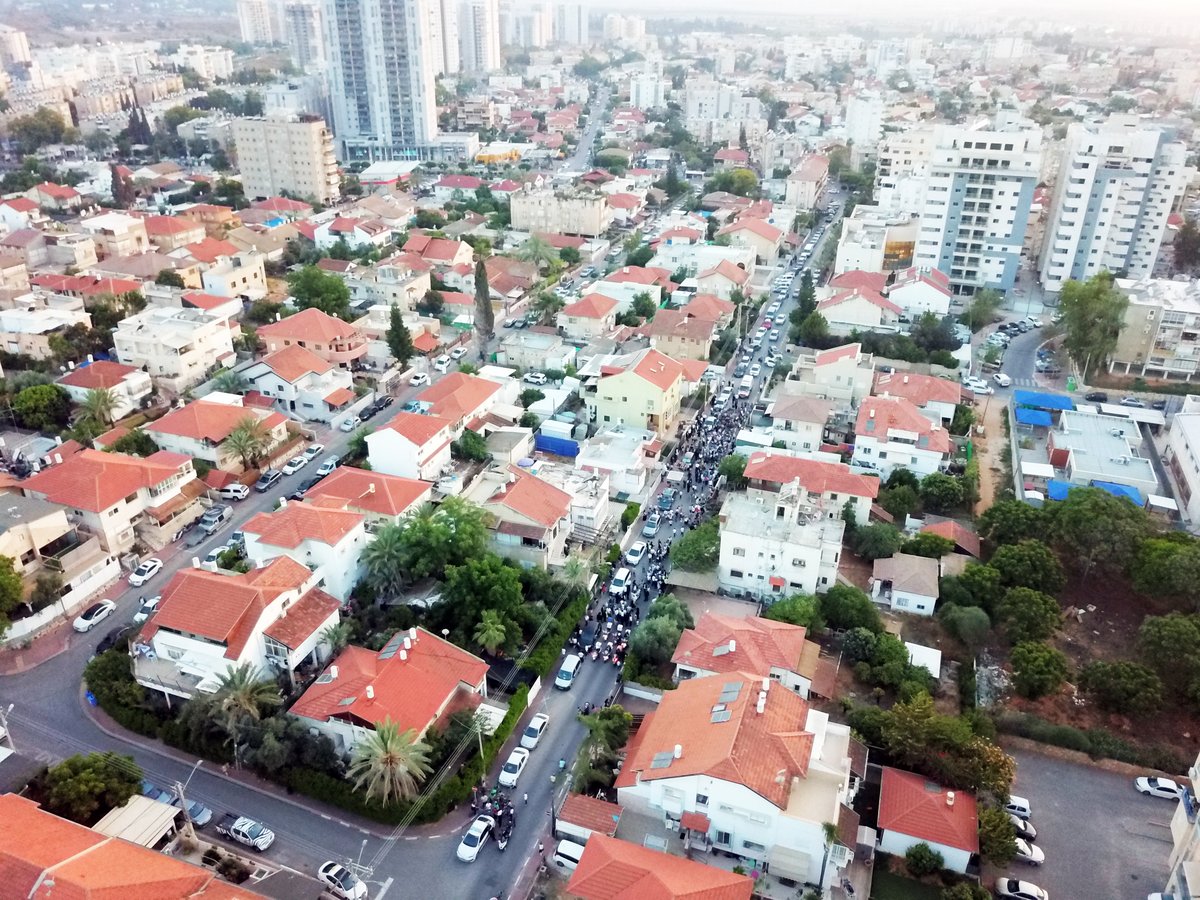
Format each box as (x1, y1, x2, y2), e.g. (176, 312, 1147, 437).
(744, 451, 881, 498)
(878, 767, 979, 854)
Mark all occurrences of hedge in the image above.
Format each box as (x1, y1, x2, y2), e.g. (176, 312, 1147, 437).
(994, 710, 1188, 773)
(521, 590, 589, 678)
(620, 502, 641, 529)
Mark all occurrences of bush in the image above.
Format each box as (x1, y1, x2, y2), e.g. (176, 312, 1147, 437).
(905, 842, 945, 877)
(1010, 641, 1069, 699)
(993, 711, 1189, 771)
(621, 502, 641, 529)
(1078, 660, 1164, 715)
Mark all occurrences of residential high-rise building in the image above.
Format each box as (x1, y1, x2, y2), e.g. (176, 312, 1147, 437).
(233, 114, 341, 205)
(554, 2, 588, 45)
(1038, 118, 1195, 293)
(628, 74, 667, 111)
(236, 0, 276, 43)
(603, 13, 644, 42)
(283, 0, 326, 71)
(507, 2, 551, 48)
(0, 25, 31, 68)
(427, 0, 460, 74)
(911, 121, 1043, 295)
(321, 0, 439, 161)
(459, 0, 501, 73)
(845, 91, 883, 161)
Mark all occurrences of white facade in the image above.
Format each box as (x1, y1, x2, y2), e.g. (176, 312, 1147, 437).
(629, 75, 667, 111)
(232, 115, 340, 205)
(283, 0, 326, 71)
(244, 503, 368, 602)
(845, 91, 883, 158)
(113, 307, 236, 393)
(241, 358, 355, 423)
(1167, 406, 1200, 525)
(237, 0, 276, 43)
(554, 2, 588, 44)
(459, 0, 500, 73)
(366, 414, 456, 480)
(1038, 119, 1195, 293)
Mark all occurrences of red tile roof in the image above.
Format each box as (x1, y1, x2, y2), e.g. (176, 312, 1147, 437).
(147, 400, 284, 443)
(874, 371, 963, 407)
(243, 499, 364, 549)
(558, 794, 623, 838)
(605, 265, 671, 287)
(324, 387, 355, 407)
(57, 360, 141, 390)
(436, 174, 485, 190)
(672, 613, 815, 678)
(259, 343, 332, 382)
(829, 270, 889, 293)
(684, 293, 735, 322)
(718, 217, 783, 242)
(607, 192, 642, 210)
(698, 259, 750, 286)
(383, 411, 456, 445)
(920, 520, 982, 558)
(567, 833, 753, 900)
(290, 627, 489, 735)
(714, 148, 750, 163)
(181, 290, 234, 311)
(856, 397, 951, 454)
(1, 197, 38, 213)
(142, 214, 202, 236)
(631, 349, 685, 391)
(744, 451, 880, 498)
(656, 226, 703, 244)
(306, 467, 431, 518)
(251, 196, 313, 214)
(878, 767, 979, 853)
(892, 265, 952, 296)
(564, 292, 620, 320)
(415, 372, 499, 421)
(791, 154, 829, 182)
(261, 587, 341, 649)
(645, 308, 714, 343)
(413, 331, 439, 353)
(258, 307, 359, 343)
(22, 449, 190, 513)
(819, 287, 902, 317)
(31, 273, 142, 296)
(677, 358, 709, 384)
(814, 342, 862, 365)
(183, 236, 240, 264)
(32, 181, 80, 200)
(614, 670, 814, 808)
(487, 466, 572, 527)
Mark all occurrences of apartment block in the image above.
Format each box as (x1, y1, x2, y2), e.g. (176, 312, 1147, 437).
(510, 187, 611, 237)
(113, 306, 237, 393)
(1038, 119, 1194, 293)
(233, 115, 340, 206)
(554, 2, 589, 44)
(236, 0, 276, 43)
(835, 206, 921, 274)
(1111, 277, 1200, 381)
(282, 0, 326, 71)
(459, 0, 501, 72)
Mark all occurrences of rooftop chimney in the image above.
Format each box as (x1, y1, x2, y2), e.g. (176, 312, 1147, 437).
(409, 627, 417, 641)
(673, 744, 683, 759)
(331, 665, 339, 679)
(403, 637, 412, 651)
(368, 483, 376, 494)
(366, 685, 374, 700)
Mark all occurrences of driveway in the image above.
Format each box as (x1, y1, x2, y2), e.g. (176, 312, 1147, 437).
(1005, 748, 1172, 900)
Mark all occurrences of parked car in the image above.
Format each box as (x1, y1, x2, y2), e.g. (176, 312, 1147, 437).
(749, 363, 762, 377)
(217, 482, 250, 501)
(497, 747, 530, 787)
(1152, 399, 1168, 411)
(340, 415, 362, 432)
(410, 372, 430, 387)
(642, 513, 661, 538)
(609, 567, 631, 595)
(316, 456, 340, 477)
(993, 372, 1012, 387)
(290, 475, 323, 500)
(456, 815, 495, 862)
(281, 455, 308, 475)
(657, 488, 677, 509)
(625, 541, 646, 566)
(1135, 776, 1183, 800)
(1014, 838, 1045, 865)
(995, 878, 1048, 900)
(318, 862, 368, 900)
(133, 595, 162, 624)
(1120, 396, 1146, 408)
(128, 558, 163, 587)
(523, 371, 548, 385)
(302, 443, 325, 461)
(520, 714, 550, 750)
(203, 545, 231, 568)
(215, 814, 275, 851)
(1084, 391, 1109, 403)
(1004, 795, 1032, 819)
(73, 599, 116, 632)
(94, 623, 135, 657)
(1010, 814, 1037, 842)
(199, 505, 232, 534)
(255, 470, 282, 492)
(450, 346, 469, 360)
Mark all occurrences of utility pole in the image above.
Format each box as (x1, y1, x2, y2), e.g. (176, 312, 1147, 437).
(0, 703, 14, 752)
(172, 760, 203, 844)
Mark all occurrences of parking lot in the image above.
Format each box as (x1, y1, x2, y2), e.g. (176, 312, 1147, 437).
(1006, 748, 1173, 900)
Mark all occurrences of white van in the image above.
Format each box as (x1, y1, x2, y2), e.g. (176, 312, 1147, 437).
(609, 567, 630, 595)
(1004, 795, 1032, 819)
(551, 839, 586, 873)
(555, 654, 581, 690)
(217, 483, 249, 501)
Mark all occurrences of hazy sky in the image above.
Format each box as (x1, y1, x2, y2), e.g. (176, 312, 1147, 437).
(602, 0, 1200, 22)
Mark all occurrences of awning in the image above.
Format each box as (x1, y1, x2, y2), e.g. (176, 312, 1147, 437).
(325, 387, 356, 407)
(1091, 480, 1144, 506)
(769, 575, 786, 588)
(1015, 407, 1052, 427)
(1014, 389, 1074, 411)
(767, 844, 811, 880)
(1021, 461, 1055, 479)
(680, 811, 710, 832)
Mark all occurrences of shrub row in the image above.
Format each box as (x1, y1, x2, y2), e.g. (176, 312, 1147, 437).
(994, 711, 1188, 773)
(620, 502, 641, 529)
(520, 590, 590, 679)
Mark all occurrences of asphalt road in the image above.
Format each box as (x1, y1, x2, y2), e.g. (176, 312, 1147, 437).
(559, 86, 608, 173)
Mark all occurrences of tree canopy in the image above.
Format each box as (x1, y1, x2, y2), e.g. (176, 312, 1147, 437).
(1058, 273, 1128, 379)
(287, 265, 352, 320)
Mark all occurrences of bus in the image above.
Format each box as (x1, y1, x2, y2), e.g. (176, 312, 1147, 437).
(738, 375, 754, 399)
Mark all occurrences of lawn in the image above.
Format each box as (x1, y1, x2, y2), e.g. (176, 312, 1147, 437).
(870, 869, 944, 900)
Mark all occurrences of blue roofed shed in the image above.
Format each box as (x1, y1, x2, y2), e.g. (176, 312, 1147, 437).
(1014, 390, 1074, 411)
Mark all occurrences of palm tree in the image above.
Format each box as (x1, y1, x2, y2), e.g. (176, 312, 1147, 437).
(81, 387, 119, 427)
(211, 369, 248, 394)
(361, 521, 407, 598)
(817, 820, 840, 892)
(516, 234, 559, 273)
(320, 622, 353, 657)
(561, 557, 588, 588)
(215, 663, 281, 722)
(347, 719, 432, 806)
(223, 416, 271, 469)
(473, 610, 507, 656)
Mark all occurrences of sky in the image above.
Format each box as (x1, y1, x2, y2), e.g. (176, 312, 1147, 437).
(601, 0, 1200, 22)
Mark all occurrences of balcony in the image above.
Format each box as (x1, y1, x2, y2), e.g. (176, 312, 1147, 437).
(41, 533, 107, 580)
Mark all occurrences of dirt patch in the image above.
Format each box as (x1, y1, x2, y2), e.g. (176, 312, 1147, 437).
(839, 542, 873, 589)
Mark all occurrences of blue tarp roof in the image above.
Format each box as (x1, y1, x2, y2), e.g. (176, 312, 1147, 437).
(1047, 480, 1072, 501)
(1091, 481, 1144, 506)
(1015, 407, 1053, 427)
(1014, 390, 1074, 411)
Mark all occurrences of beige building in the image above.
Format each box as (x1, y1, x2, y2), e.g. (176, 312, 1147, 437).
(78, 212, 150, 259)
(0, 304, 92, 360)
(558, 292, 619, 342)
(581, 348, 684, 435)
(113, 306, 237, 393)
(200, 248, 268, 299)
(1111, 277, 1200, 380)
(510, 187, 612, 237)
(232, 115, 341, 206)
(789, 342, 876, 404)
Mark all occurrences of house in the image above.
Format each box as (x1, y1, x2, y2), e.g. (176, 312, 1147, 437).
(497, 330, 576, 372)
(112, 306, 236, 394)
(615, 671, 862, 892)
(644, 309, 717, 361)
(257, 307, 368, 369)
(558, 292, 619, 342)
(143, 397, 288, 472)
(577, 426, 663, 500)
(433, 173, 486, 203)
(717, 218, 784, 264)
(465, 465, 572, 569)
(873, 371, 962, 425)
(582, 348, 685, 436)
(567, 834, 754, 900)
(366, 412, 457, 480)
(313, 215, 392, 251)
(606, 192, 645, 225)
(672, 612, 835, 700)
(789, 342, 876, 404)
(852, 397, 951, 477)
(243, 499, 368, 601)
(290, 627, 489, 756)
(743, 452, 879, 526)
(197, 247, 268, 300)
(241, 344, 356, 423)
(887, 266, 952, 318)
(920, 520, 982, 558)
(134, 558, 339, 699)
(415, 371, 504, 426)
(90, 250, 202, 289)
(785, 154, 829, 207)
(695, 259, 751, 301)
(0, 305, 93, 360)
(141, 215, 207, 251)
(877, 767, 978, 874)
(305, 467, 432, 526)
(22, 449, 201, 553)
(714, 147, 752, 169)
(57, 361, 153, 420)
(0, 252, 29, 292)
(0, 196, 43, 231)
(817, 287, 902, 334)
(681, 292, 735, 330)
(717, 486, 844, 598)
(871, 553, 940, 616)
(26, 181, 82, 211)
(765, 387, 834, 453)
(78, 211, 150, 258)
(403, 232, 475, 269)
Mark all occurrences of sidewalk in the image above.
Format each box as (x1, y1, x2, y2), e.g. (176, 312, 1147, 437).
(0, 614, 74, 675)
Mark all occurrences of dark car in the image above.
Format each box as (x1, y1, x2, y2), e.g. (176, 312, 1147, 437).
(359, 404, 378, 421)
(657, 488, 677, 510)
(1084, 391, 1109, 403)
(93, 623, 135, 658)
(372, 395, 394, 412)
(290, 475, 324, 500)
(254, 469, 282, 493)
(1152, 399, 1168, 410)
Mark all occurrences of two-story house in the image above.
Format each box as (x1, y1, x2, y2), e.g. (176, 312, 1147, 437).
(817, 287, 902, 335)
(852, 397, 951, 478)
(402, 232, 476, 270)
(742, 452, 880, 526)
(142, 215, 207, 252)
(112, 306, 236, 394)
(582, 349, 684, 436)
(615, 671, 862, 893)
(257, 308, 367, 369)
(886, 267, 952, 319)
(716, 217, 785, 264)
(873, 372, 962, 425)
(645, 309, 717, 361)
(464, 465, 572, 570)
(789, 342, 877, 405)
(558, 293, 619, 342)
(765, 387, 834, 454)
(695, 259, 751, 301)
(144, 397, 288, 472)
(56, 361, 154, 421)
(134, 557, 339, 699)
(22, 449, 202, 553)
(242, 499, 368, 602)
(305, 467, 432, 528)
(366, 412, 457, 481)
(415, 372, 505, 427)
(240, 344, 356, 422)
(314, 216, 392, 251)
(79, 211, 150, 259)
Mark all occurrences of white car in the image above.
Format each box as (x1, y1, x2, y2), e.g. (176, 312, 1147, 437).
(993, 372, 1013, 387)
(625, 541, 647, 566)
(302, 443, 325, 461)
(1014, 838, 1044, 865)
(203, 545, 231, 568)
(340, 416, 361, 432)
(995, 878, 1048, 900)
(73, 599, 116, 632)
(456, 814, 495, 862)
(128, 558, 163, 587)
(609, 567, 631, 594)
(410, 372, 430, 387)
(964, 377, 994, 395)
(520, 713, 550, 750)
(316, 456, 340, 477)
(433, 355, 451, 372)
(450, 346, 469, 360)
(1010, 814, 1037, 842)
(523, 372, 548, 386)
(133, 595, 162, 624)
(1135, 776, 1183, 800)
(498, 747, 530, 787)
(282, 456, 308, 475)
(318, 861, 368, 900)
(749, 363, 762, 377)
(769, 329, 781, 341)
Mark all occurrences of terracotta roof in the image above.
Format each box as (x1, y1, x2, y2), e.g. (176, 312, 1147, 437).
(818, 287, 902, 317)
(790, 154, 829, 182)
(683, 293, 735, 321)
(415, 372, 499, 421)
(142, 214, 202, 236)
(567, 833, 753, 900)
(564, 293, 620, 319)
(718, 217, 783, 242)
(770, 390, 835, 426)
(243, 499, 364, 549)
(181, 290, 234, 311)
(558, 794, 623, 838)
(251, 196, 313, 213)
(892, 265, 952, 296)
(698, 259, 750, 286)
(631, 349, 685, 391)
(290, 627, 489, 734)
(436, 174, 485, 190)
(614, 670, 814, 808)
(324, 387, 356, 407)
(22, 449, 190, 513)
(259, 307, 359, 342)
(141, 557, 313, 660)
(183, 237, 240, 264)
(404, 233, 470, 263)
(677, 358, 709, 384)
(1, 228, 42, 248)
(259, 343, 332, 382)
(829, 270, 889, 293)
(1, 197, 38, 213)
(306, 467, 431, 518)
(607, 192, 642, 210)
(814, 342, 862, 365)
(57, 360, 141, 389)
(672, 613, 820, 679)
(657, 226, 703, 244)
(744, 451, 880, 498)
(874, 372, 962, 407)
(439, 290, 475, 307)
(147, 400, 284, 443)
(382, 411, 456, 445)
(879, 767, 979, 854)
(413, 331, 439, 353)
(856, 396, 951, 454)
(262, 587, 341, 649)
(714, 148, 750, 163)
(645, 309, 714, 343)
(32, 181, 79, 200)
(487, 466, 571, 527)
(605, 266, 669, 287)
(920, 520, 981, 558)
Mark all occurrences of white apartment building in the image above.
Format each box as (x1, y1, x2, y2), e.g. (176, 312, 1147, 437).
(459, 0, 501, 73)
(1167, 399, 1200, 525)
(629, 74, 667, 111)
(427, 0, 460, 74)
(554, 2, 588, 44)
(113, 306, 236, 393)
(322, 0, 439, 161)
(852, 396, 951, 478)
(1038, 119, 1194, 293)
(835, 206, 921, 275)
(233, 115, 340, 205)
(602, 13, 644, 41)
(0, 25, 31, 67)
(510, 187, 611, 237)
(237, 0, 276, 43)
(1160, 750, 1200, 900)
(1111, 277, 1200, 380)
(912, 121, 1043, 295)
(170, 45, 235, 81)
(845, 91, 884, 162)
(683, 78, 765, 143)
(874, 129, 936, 207)
(788, 342, 876, 405)
(283, 0, 326, 71)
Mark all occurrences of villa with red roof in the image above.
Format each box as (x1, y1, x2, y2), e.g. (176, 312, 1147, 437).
(567, 834, 753, 900)
(26, 181, 82, 211)
(464, 465, 572, 569)
(874, 371, 963, 424)
(887, 266, 952, 317)
(852, 396, 951, 477)
(0, 195, 43, 231)
(558, 292, 620, 341)
(306, 467, 432, 525)
(682, 292, 735, 328)
(134, 557, 339, 700)
(144, 397, 288, 472)
(615, 671, 863, 891)
(584, 348, 685, 436)
(644, 308, 718, 361)
(141, 214, 206, 251)
(818, 286, 902, 333)
(243, 498, 368, 600)
(240, 343, 356, 423)
(365, 411, 458, 480)
(829, 270, 889, 294)
(403, 231, 475, 268)
(257, 307, 368, 368)
(56, 360, 152, 420)
(878, 767, 979, 873)
(790, 342, 877, 404)
(432, 173, 485, 203)
(743, 451, 880, 524)
(414, 371, 503, 424)
(695, 259, 751, 301)
(250, 196, 314, 218)
(714, 147, 751, 168)
(314, 215, 392, 251)
(717, 217, 784, 263)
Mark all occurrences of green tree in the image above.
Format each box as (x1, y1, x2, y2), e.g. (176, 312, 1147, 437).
(347, 719, 432, 805)
(473, 609, 508, 655)
(942, 884, 992, 900)
(558, 246, 580, 265)
(629, 616, 683, 666)
(978, 499, 1047, 547)
(80, 387, 119, 428)
(210, 369, 247, 394)
(646, 593, 694, 631)
(939, 604, 991, 651)
(959, 562, 1005, 611)
(42, 752, 141, 824)
(519, 388, 545, 408)
(1078, 660, 1164, 715)
(879, 485, 921, 521)
(0, 555, 22, 637)
(13, 383, 71, 430)
(958, 288, 1002, 332)
(631, 291, 657, 321)
(1010, 641, 1069, 699)
(287, 265, 352, 320)
(905, 842, 945, 877)
(842, 626, 878, 662)
(997, 587, 1062, 643)
(820, 584, 883, 632)
(360, 521, 408, 598)
(1058, 273, 1128, 378)
(8, 106, 77, 154)
(529, 290, 565, 324)
(516, 234, 559, 272)
(920, 472, 964, 513)
(799, 311, 831, 347)
(717, 453, 747, 488)
(626, 245, 654, 267)
(386, 304, 415, 368)
(1176, 217, 1200, 272)
(1137, 613, 1200, 693)
(222, 415, 271, 468)
(1131, 537, 1200, 611)
(669, 519, 720, 572)
(989, 540, 1065, 594)
(215, 663, 281, 723)
(108, 428, 159, 457)
(852, 523, 905, 561)
(902, 532, 955, 559)
(320, 622, 353, 654)
(977, 806, 1017, 866)
(443, 554, 524, 634)
(155, 268, 186, 287)
(1052, 486, 1148, 579)
(763, 594, 824, 631)
(474, 258, 494, 341)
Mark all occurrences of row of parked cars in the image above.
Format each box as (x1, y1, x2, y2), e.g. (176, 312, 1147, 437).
(995, 794, 1048, 900)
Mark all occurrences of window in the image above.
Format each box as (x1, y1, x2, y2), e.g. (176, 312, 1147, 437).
(732, 547, 745, 557)
(730, 569, 743, 579)
(743, 840, 767, 852)
(716, 830, 732, 845)
(792, 558, 805, 567)
(696, 794, 709, 807)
